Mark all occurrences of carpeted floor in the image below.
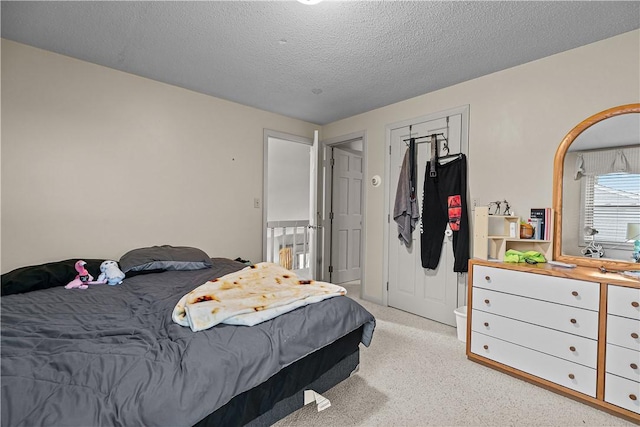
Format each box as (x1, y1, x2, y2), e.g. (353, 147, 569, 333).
(273, 282, 635, 427)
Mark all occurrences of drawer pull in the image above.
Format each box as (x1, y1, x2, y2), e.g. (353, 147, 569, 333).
(485, 276, 490, 281)
(632, 301, 639, 308)
(483, 322, 489, 327)
(631, 363, 638, 370)
(484, 299, 490, 304)
(570, 318, 577, 324)
(571, 291, 579, 297)
(630, 394, 638, 401)
(483, 345, 489, 350)
(568, 373, 575, 380)
(632, 332, 639, 339)
(569, 346, 576, 352)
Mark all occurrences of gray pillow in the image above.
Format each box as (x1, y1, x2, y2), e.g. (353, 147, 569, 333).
(119, 245, 212, 273)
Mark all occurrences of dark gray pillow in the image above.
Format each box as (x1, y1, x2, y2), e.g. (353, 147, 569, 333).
(119, 245, 212, 274)
(1, 259, 104, 296)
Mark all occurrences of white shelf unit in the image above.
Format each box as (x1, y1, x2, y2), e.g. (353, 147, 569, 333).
(473, 206, 552, 261)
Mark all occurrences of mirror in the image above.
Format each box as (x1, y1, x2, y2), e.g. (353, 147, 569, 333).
(553, 103, 640, 270)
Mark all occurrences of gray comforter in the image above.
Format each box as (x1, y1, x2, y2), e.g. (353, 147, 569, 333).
(1, 258, 375, 427)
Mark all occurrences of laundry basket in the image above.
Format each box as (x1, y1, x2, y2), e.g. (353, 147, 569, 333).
(454, 306, 467, 342)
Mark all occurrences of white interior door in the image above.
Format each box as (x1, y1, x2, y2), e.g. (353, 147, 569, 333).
(387, 113, 466, 326)
(331, 146, 363, 284)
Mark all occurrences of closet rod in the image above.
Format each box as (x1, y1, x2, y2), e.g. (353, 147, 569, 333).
(403, 132, 447, 144)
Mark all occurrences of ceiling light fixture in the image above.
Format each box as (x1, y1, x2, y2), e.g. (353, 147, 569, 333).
(297, 0, 322, 5)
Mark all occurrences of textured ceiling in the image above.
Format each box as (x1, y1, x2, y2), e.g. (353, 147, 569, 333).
(2, 1, 639, 125)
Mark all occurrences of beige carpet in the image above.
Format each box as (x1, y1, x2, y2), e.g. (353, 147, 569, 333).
(273, 282, 635, 427)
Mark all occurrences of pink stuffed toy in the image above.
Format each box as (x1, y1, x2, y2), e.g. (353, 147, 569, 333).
(65, 260, 97, 290)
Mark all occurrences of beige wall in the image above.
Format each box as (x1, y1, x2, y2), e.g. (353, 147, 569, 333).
(1, 39, 317, 273)
(322, 30, 640, 302)
(3, 31, 639, 298)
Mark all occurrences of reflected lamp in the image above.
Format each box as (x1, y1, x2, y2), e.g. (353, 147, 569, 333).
(627, 223, 640, 262)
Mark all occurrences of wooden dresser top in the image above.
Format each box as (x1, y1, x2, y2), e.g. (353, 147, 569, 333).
(470, 259, 640, 289)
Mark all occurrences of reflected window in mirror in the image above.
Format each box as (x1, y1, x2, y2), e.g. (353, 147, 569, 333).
(574, 146, 640, 259)
(580, 171, 640, 254)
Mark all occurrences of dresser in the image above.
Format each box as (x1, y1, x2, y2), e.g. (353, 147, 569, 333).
(467, 260, 640, 423)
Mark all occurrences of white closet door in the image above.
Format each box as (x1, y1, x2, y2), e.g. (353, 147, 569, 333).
(387, 114, 465, 326)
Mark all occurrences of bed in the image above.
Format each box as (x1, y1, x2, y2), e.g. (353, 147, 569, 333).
(1, 247, 375, 427)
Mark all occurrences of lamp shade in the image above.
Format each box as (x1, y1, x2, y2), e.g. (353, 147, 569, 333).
(584, 226, 598, 236)
(626, 223, 640, 241)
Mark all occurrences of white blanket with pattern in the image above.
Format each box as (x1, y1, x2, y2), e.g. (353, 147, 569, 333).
(172, 262, 347, 331)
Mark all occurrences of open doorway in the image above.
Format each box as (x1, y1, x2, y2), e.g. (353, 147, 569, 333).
(322, 132, 366, 286)
(263, 129, 317, 279)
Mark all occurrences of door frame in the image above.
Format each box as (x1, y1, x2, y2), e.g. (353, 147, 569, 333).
(382, 105, 470, 308)
(320, 131, 367, 289)
(262, 129, 314, 265)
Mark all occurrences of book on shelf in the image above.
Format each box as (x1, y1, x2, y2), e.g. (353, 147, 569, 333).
(528, 218, 542, 240)
(529, 208, 545, 240)
(544, 207, 552, 240)
(530, 208, 553, 240)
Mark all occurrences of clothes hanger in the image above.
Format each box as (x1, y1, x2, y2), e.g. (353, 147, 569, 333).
(438, 152, 463, 163)
(436, 117, 462, 164)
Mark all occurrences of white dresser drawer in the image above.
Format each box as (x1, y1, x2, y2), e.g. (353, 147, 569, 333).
(473, 287, 599, 339)
(607, 315, 640, 351)
(471, 332, 597, 397)
(608, 285, 640, 320)
(606, 343, 640, 382)
(473, 265, 599, 311)
(472, 310, 597, 368)
(605, 373, 640, 415)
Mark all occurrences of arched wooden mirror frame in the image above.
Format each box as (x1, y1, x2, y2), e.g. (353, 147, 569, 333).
(553, 103, 640, 271)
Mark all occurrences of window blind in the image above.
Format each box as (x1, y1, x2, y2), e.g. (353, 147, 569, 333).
(582, 173, 640, 246)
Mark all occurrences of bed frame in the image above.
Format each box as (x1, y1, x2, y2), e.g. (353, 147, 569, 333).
(196, 326, 363, 426)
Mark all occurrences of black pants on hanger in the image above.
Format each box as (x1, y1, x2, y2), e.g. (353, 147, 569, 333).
(420, 154, 469, 273)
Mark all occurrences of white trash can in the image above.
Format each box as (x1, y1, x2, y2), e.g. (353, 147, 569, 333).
(454, 306, 467, 342)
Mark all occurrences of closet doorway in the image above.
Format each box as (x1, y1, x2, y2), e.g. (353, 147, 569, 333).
(384, 106, 469, 326)
(322, 133, 365, 285)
